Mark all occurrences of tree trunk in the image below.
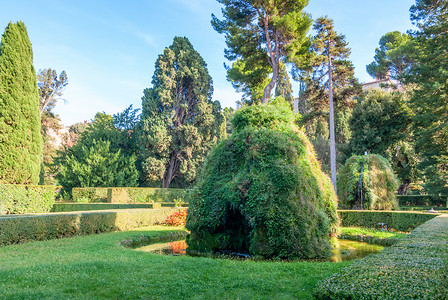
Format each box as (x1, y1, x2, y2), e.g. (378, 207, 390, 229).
(162, 154, 179, 188)
(398, 179, 410, 195)
(328, 55, 337, 193)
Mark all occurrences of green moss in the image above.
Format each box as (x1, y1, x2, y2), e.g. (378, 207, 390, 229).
(186, 100, 339, 259)
(338, 154, 399, 210)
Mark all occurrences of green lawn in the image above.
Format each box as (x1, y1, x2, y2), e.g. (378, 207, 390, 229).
(341, 226, 408, 239)
(0, 226, 350, 299)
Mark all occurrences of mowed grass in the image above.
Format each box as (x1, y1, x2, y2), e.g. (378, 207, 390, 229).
(0, 226, 350, 299)
(341, 227, 408, 239)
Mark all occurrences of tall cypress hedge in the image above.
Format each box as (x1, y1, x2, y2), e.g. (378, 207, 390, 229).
(0, 21, 42, 184)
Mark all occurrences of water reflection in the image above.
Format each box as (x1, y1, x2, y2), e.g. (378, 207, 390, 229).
(135, 239, 384, 262)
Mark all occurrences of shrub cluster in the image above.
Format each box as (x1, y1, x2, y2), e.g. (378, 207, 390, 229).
(315, 215, 448, 299)
(338, 210, 437, 232)
(187, 100, 339, 259)
(338, 154, 399, 210)
(0, 208, 186, 246)
(164, 210, 187, 226)
(71, 187, 187, 204)
(0, 184, 61, 214)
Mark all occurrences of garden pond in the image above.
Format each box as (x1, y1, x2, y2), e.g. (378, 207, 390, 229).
(134, 239, 384, 262)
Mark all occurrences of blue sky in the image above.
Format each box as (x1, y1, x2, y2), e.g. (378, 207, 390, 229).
(1, 0, 415, 125)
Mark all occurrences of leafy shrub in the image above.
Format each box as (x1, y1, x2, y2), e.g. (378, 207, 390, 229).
(338, 210, 437, 232)
(0, 208, 186, 246)
(337, 154, 399, 210)
(397, 194, 445, 207)
(164, 210, 187, 226)
(315, 215, 448, 299)
(187, 100, 339, 259)
(72, 187, 109, 202)
(0, 184, 61, 214)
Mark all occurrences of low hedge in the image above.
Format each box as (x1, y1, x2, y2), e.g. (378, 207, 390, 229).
(0, 208, 186, 246)
(52, 202, 188, 212)
(0, 184, 61, 215)
(338, 210, 438, 232)
(397, 194, 446, 207)
(72, 187, 188, 204)
(315, 215, 448, 299)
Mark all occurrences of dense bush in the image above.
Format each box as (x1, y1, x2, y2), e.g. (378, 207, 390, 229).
(71, 187, 188, 203)
(397, 194, 446, 207)
(164, 210, 187, 226)
(52, 203, 153, 212)
(0, 208, 185, 246)
(0, 184, 61, 214)
(315, 215, 448, 299)
(187, 100, 339, 259)
(338, 210, 437, 232)
(338, 154, 399, 210)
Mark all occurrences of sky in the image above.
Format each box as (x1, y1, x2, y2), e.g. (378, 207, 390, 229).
(1, 0, 415, 126)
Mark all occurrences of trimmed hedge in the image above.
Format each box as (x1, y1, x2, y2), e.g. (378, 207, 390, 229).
(338, 210, 438, 232)
(397, 194, 446, 207)
(315, 215, 448, 299)
(52, 202, 188, 212)
(0, 184, 61, 214)
(72, 187, 187, 204)
(0, 208, 186, 246)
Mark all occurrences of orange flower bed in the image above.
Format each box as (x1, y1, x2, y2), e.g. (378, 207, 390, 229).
(164, 210, 187, 226)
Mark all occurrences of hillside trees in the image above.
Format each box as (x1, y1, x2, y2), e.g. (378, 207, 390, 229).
(138, 37, 226, 188)
(212, 0, 312, 104)
(0, 21, 42, 184)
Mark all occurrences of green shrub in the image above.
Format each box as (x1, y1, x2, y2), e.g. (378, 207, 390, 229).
(187, 100, 339, 259)
(0, 184, 61, 214)
(71, 187, 187, 203)
(0, 208, 185, 246)
(337, 154, 399, 210)
(338, 210, 437, 232)
(52, 203, 153, 212)
(397, 194, 446, 207)
(315, 215, 448, 299)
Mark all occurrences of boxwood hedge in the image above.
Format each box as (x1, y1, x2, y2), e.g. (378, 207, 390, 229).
(0, 184, 61, 214)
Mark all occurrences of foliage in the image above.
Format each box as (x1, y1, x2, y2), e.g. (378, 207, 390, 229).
(0, 227, 349, 299)
(223, 107, 235, 136)
(366, 31, 413, 81)
(37, 68, 68, 115)
(0, 184, 60, 215)
(138, 37, 225, 188)
(55, 113, 138, 192)
(338, 210, 437, 232)
(72, 187, 188, 204)
(164, 210, 187, 226)
(337, 154, 399, 210)
(186, 99, 339, 259)
(274, 63, 294, 107)
(63, 122, 89, 147)
(0, 21, 42, 184)
(397, 194, 446, 207)
(315, 215, 448, 299)
(212, 0, 312, 104)
(405, 1, 448, 198)
(0, 208, 184, 246)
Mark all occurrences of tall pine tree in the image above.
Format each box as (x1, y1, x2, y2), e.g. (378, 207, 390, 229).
(0, 21, 42, 184)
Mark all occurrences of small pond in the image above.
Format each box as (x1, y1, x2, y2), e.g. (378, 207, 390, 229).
(134, 239, 384, 262)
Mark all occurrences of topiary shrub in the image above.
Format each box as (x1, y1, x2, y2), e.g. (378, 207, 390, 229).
(186, 99, 339, 259)
(337, 154, 399, 210)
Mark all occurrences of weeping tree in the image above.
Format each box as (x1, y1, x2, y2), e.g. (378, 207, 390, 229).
(212, 0, 312, 104)
(337, 154, 399, 210)
(0, 21, 42, 184)
(138, 37, 226, 188)
(186, 99, 339, 259)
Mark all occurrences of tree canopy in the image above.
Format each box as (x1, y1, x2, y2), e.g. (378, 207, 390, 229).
(212, 0, 312, 104)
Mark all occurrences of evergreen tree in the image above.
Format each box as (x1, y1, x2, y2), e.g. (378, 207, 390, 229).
(406, 0, 448, 196)
(296, 16, 361, 190)
(212, 0, 312, 104)
(366, 31, 413, 81)
(0, 21, 42, 184)
(138, 37, 225, 188)
(274, 64, 295, 107)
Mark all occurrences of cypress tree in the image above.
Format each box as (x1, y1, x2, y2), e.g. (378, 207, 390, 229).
(0, 21, 42, 184)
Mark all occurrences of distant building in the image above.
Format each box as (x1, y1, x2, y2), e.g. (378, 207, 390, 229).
(362, 72, 403, 92)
